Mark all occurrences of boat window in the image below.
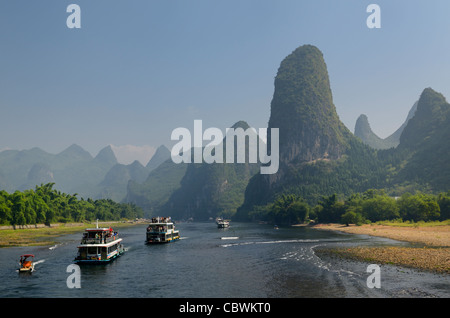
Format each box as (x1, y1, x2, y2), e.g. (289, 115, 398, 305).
(87, 247, 97, 254)
(108, 245, 117, 253)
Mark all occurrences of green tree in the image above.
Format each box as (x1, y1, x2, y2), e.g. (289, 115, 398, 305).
(398, 193, 440, 222)
(1, 183, 144, 226)
(437, 192, 450, 220)
(0, 190, 12, 224)
(316, 194, 346, 223)
(341, 210, 363, 226)
(267, 194, 309, 225)
(362, 195, 399, 222)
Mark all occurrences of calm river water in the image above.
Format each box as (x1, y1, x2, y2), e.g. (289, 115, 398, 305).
(0, 222, 448, 298)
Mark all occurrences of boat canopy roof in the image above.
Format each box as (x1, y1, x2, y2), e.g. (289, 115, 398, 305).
(20, 254, 34, 258)
(85, 227, 113, 232)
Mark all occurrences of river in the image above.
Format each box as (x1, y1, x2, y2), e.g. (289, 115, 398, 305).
(0, 222, 448, 298)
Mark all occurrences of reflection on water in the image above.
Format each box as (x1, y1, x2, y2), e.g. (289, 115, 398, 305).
(0, 222, 448, 298)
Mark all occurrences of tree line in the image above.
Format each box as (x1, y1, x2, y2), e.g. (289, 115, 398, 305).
(0, 183, 143, 228)
(250, 189, 450, 225)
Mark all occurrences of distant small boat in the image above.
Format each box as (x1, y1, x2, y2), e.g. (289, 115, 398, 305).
(221, 237, 238, 240)
(216, 217, 230, 228)
(274, 225, 279, 230)
(19, 254, 35, 273)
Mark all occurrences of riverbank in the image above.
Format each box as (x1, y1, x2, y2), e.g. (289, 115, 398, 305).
(313, 223, 450, 274)
(0, 220, 147, 247)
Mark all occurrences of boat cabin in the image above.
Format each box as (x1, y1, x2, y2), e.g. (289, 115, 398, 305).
(75, 227, 124, 263)
(81, 227, 119, 244)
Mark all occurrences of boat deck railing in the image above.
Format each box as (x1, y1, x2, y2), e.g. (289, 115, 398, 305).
(81, 235, 119, 245)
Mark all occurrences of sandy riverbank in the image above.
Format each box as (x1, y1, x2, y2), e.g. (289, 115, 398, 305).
(313, 223, 450, 274)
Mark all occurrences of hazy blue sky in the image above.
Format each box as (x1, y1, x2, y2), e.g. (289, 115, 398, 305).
(1, 1, 450, 164)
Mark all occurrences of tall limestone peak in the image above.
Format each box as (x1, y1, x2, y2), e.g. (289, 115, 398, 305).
(237, 45, 383, 217)
(94, 145, 118, 166)
(267, 44, 350, 165)
(146, 145, 171, 172)
(354, 114, 384, 147)
(354, 114, 396, 149)
(399, 88, 450, 148)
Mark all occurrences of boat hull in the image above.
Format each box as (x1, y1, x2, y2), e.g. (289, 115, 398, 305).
(75, 251, 123, 265)
(146, 235, 180, 244)
(18, 266, 34, 273)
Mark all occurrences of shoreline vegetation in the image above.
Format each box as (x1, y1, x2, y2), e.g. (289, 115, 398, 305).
(312, 222, 450, 274)
(0, 219, 148, 248)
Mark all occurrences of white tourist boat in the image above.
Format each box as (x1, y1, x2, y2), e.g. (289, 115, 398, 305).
(75, 223, 124, 264)
(146, 216, 180, 244)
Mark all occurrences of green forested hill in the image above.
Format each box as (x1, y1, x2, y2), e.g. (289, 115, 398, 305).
(155, 121, 260, 220)
(126, 159, 188, 216)
(390, 88, 450, 191)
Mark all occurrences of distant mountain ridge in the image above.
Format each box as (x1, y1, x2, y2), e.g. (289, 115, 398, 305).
(126, 122, 261, 220)
(354, 101, 417, 149)
(0, 144, 169, 202)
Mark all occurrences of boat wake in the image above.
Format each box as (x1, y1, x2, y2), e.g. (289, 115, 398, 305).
(285, 244, 360, 277)
(220, 239, 319, 248)
(49, 243, 65, 250)
(34, 259, 46, 266)
(222, 239, 360, 278)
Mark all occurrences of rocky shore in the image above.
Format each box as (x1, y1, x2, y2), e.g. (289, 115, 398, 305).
(313, 223, 450, 274)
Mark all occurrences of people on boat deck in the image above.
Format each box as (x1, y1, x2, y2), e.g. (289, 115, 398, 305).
(81, 230, 118, 244)
(150, 217, 171, 223)
(147, 225, 168, 232)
